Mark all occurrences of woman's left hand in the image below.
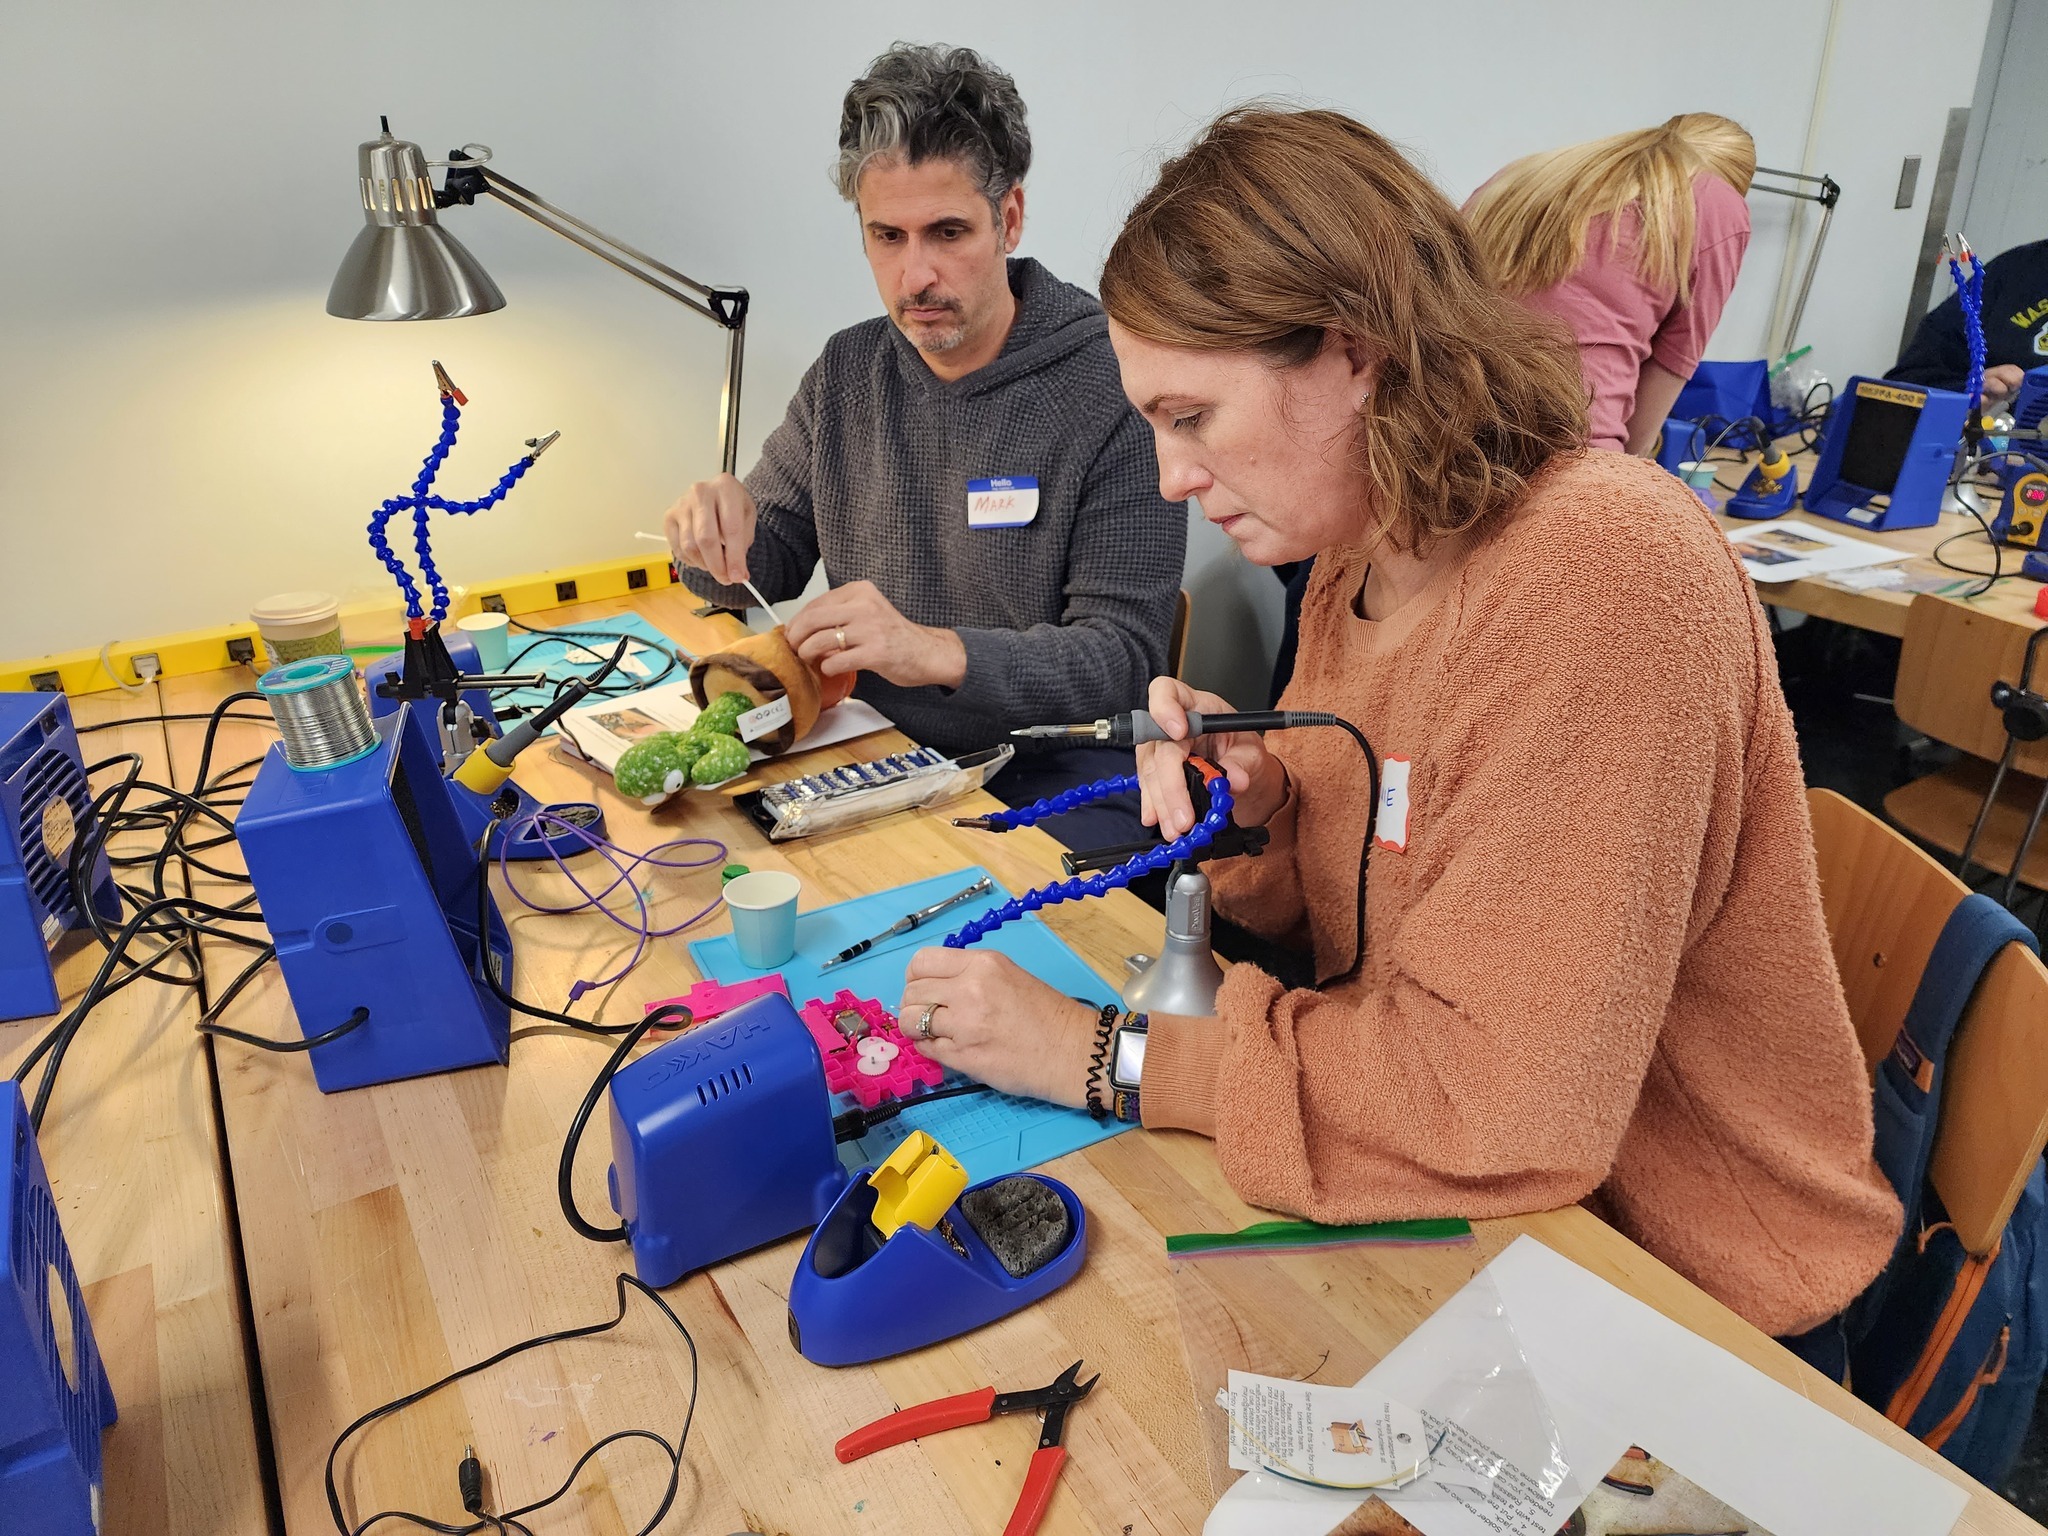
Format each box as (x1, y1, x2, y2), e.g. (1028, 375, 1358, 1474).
(899, 948, 1101, 1108)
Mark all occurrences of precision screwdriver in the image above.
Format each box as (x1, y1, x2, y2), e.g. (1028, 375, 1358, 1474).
(818, 876, 994, 970)
(1010, 708, 1340, 748)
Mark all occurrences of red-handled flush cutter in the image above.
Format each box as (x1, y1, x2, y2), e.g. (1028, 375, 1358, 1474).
(835, 1359, 1100, 1536)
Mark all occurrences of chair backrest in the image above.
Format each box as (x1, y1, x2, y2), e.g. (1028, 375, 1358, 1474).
(1808, 787, 1970, 1070)
(1932, 938, 2048, 1253)
(1809, 788, 2048, 1254)
(1169, 588, 1192, 680)
(1894, 595, 2048, 775)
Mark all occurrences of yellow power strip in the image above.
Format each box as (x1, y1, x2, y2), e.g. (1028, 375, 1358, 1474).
(0, 552, 678, 697)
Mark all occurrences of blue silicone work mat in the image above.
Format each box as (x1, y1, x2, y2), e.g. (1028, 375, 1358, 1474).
(686, 866, 1135, 1179)
(498, 612, 688, 718)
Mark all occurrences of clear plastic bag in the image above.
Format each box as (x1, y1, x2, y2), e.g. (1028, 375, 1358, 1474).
(735, 744, 1013, 841)
(1173, 1246, 1582, 1536)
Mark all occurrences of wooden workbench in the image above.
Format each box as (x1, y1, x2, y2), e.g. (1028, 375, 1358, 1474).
(140, 587, 2037, 1535)
(0, 690, 271, 1534)
(1712, 459, 2045, 638)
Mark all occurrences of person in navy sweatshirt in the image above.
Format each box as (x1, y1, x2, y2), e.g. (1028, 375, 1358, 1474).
(1889, 236, 2048, 404)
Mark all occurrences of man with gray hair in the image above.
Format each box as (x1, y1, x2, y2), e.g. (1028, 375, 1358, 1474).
(664, 42, 1185, 848)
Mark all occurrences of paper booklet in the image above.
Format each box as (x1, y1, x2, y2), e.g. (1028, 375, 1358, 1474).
(1725, 519, 1914, 584)
(555, 677, 894, 775)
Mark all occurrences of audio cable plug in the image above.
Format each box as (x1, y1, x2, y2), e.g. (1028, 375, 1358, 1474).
(458, 1444, 484, 1515)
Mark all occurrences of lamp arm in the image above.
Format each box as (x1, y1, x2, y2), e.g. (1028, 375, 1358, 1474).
(1749, 168, 1841, 358)
(439, 151, 750, 475)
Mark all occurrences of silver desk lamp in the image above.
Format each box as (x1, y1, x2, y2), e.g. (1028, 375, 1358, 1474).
(327, 117, 749, 475)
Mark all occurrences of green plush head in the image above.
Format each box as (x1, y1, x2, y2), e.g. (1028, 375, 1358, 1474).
(695, 690, 754, 737)
(613, 731, 709, 804)
(689, 731, 752, 786)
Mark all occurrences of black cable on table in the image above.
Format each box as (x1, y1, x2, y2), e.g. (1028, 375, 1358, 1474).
(323, 1272, 698, 1536)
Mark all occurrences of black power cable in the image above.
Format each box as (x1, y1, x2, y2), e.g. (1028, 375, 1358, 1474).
(556, 1004, 694, 1244)
(323, 1271, 698, 1536)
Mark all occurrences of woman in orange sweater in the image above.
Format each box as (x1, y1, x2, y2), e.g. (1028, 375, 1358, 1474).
(900, 106, 1899, 1343)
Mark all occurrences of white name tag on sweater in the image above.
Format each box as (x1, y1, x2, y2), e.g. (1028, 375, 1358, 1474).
(967, 475, 1039, 528)
(1374, 756, 1412, 852)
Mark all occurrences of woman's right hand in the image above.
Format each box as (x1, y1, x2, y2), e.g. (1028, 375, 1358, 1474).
(1136, 677, 1290, 839)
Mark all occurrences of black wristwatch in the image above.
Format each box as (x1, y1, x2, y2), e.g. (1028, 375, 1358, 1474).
(1108, 1012, 1148, 1124)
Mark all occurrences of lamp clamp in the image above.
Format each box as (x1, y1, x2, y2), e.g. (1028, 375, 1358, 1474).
(706, 286, 750, 329)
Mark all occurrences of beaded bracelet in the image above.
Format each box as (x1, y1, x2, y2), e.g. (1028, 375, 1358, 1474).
(1084, 1002, 1119, 1121)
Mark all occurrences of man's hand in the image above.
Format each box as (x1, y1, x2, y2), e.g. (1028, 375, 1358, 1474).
(663, 473, 758, 586)
(787, 580, 967, 689)
(1136, 676, 1289, 839)
(1985, 364, 2027, 405)
(899, 948, 1100, 1107)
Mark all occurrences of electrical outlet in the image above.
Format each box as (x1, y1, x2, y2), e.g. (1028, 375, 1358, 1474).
(481, 593, 507, 613)
(132, 652, 161, 682)
(226, 637, 256, 666)
(554, 580, 578, 603)
(627, 568, 649, 591)
(30, 672, 61, 693)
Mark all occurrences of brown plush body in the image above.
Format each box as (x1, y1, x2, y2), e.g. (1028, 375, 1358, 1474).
(689, 626, 847, 754)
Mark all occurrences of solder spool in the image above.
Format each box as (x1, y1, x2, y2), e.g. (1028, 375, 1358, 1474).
(257, 656, 379, 770)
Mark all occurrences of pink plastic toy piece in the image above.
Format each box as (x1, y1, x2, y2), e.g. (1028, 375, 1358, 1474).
(644, 973, 790, 1029)
(798, 990, 945, 1108)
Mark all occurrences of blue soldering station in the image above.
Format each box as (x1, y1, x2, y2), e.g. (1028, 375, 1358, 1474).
(236, 663, 514, 1092)
(1, 1080, 117, 1534)
(0, 693, 120, 1025)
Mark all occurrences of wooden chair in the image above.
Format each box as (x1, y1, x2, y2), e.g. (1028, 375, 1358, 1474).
(1168, 588, 1192, 681)
(1886, 595, 2048, 905)
(1809, 787, 2048, 1257)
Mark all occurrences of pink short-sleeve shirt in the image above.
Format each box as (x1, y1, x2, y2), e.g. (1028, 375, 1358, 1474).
(1500, 173, 1751, 451)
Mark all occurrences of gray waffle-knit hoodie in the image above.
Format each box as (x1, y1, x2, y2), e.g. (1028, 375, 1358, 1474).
(682, 257, 1187, 754)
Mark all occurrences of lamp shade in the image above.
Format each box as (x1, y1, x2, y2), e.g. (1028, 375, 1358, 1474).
(326, 128, 504, 320)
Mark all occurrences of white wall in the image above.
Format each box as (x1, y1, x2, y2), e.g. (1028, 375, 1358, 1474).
(0, 0, 1991, 701)
(1959, 0, 2048, 267)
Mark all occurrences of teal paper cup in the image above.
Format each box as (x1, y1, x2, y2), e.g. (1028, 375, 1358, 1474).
(724, 870, 800, 970)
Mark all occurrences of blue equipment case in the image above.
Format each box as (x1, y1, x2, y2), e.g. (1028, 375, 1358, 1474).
(235, 702, 512, 1092)
(1, 1081, 117, 1535)
(363, 631, 604, 862)
(1671, 359, 1775, 447)
(605, 992, 849, 1286)
(787, 1168, 1086, 1366)
(1803, 377, 1970, 532)
(2011, 365, 2048, 436)
(0, 693, 120, 1024)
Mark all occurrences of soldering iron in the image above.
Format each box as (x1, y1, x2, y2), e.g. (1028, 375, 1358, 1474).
(451, 635, 626, 797)
(1011, 708, 1344, 749)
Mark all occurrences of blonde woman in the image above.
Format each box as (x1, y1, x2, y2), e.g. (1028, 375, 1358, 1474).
(1467, 114, 1755, 454)
(900, 107, 1896, 1352)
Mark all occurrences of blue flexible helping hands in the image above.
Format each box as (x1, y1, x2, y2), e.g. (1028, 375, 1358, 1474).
(944, 763, 1232, 949)
(367, 363, 554, 623)
(1946, 236, 1988, 420)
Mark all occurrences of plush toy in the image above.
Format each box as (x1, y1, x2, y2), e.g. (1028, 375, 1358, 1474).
(688, 625, 853, 754)
(689, 732, 752, 786)
(613, 731, 710, 804)
(695, 690, 754, 738)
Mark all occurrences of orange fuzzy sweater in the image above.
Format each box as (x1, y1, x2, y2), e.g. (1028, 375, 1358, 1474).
(1142, 451, 1901, 1338)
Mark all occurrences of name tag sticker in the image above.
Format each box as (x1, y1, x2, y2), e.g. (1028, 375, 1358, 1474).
(1374, 756, 1412, 853)
(967, 476, 1040, 529)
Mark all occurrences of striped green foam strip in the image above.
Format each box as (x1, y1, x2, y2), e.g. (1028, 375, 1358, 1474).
(1165, 1217, 1472, 1256)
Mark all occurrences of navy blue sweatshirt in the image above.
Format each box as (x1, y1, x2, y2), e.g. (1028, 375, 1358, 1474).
(1889, 237, 2048, 391)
